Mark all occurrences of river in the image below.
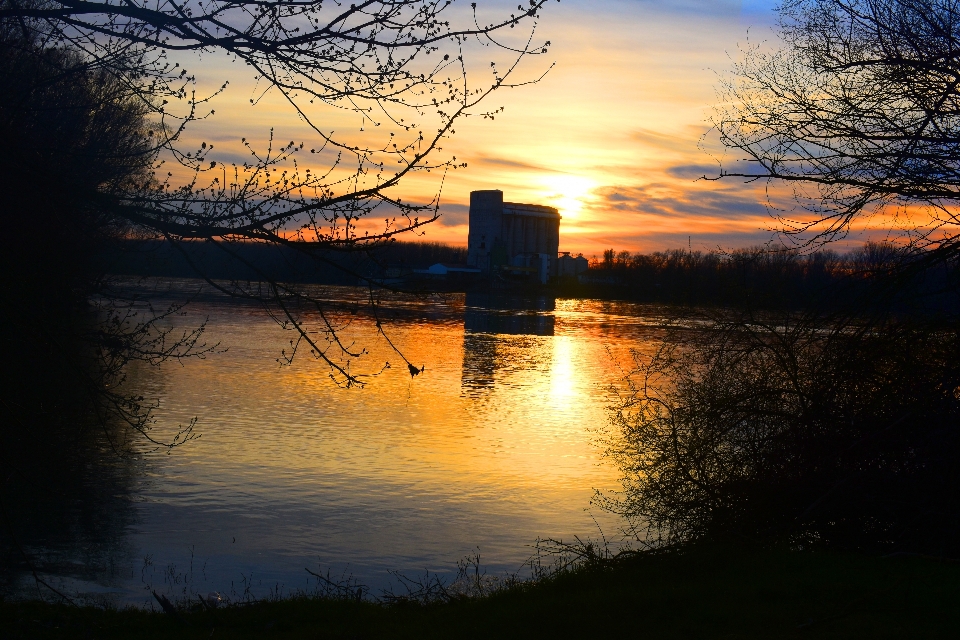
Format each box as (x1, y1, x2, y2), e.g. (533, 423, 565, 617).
(6, 280, 674, 606)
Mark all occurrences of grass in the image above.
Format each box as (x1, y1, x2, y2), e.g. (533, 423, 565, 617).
(3, 545, 959, 639)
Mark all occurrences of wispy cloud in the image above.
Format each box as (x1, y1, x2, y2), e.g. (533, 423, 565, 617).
(664, 164, 723, 180)
(469, 155, 564, 173)
(436, 202, 469, 227)
(630, 128, 693, 154)
(594, 183, 768, 221)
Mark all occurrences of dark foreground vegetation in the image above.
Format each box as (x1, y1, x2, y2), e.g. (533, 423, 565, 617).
(3, 545, 958, 639)
(588, 247, 960, 560)
(602, 296, 960, 555)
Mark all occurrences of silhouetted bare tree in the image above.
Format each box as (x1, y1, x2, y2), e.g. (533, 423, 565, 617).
(713, 0, 960, 249)
(0, 0, 553, 397)
(601, 302, 960, 554)
(0, 26, 218, 452)
(0, 5, 553, 595)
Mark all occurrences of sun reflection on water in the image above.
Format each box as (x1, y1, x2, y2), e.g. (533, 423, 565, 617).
(549, 335, 577, 414)
(38, 288, 672, 602)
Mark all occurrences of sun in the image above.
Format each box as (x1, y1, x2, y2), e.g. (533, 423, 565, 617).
(537, 174, 597, 219)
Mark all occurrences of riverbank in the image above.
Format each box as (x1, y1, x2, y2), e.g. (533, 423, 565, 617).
(102, 239, 960, 314)
(5, 545, 958, 639)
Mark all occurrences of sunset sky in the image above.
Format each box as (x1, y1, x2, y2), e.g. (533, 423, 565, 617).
(180, 0, 898, 257)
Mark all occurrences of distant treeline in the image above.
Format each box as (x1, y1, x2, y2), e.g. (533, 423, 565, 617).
(103, 239, 468, 285)
(563, 243, 960, 312)
(105, 239, 960, 314)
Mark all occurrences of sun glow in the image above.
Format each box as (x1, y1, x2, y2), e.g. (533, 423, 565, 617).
(168, 2, 793, 253)
(537, 174, 597, 220)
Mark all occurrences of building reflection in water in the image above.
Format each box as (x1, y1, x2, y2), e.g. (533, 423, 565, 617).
(461, 293, 556, 395)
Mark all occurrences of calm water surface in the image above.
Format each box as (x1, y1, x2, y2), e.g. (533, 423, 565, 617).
(13, 281, 672, 605)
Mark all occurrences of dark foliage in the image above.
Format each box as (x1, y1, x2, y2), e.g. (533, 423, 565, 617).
(602, 271, 960, 554)
(103, 239, 468, 285)
(0, 27, 153, 304)
(0, 23, 212, 445)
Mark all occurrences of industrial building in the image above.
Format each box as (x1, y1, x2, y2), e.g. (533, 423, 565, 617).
(466, 190, 563, 283)
(556, 251, 590, 277)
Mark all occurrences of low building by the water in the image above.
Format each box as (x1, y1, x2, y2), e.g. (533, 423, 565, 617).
(557, 251, 589, 277)
(413, 263, 482, 278)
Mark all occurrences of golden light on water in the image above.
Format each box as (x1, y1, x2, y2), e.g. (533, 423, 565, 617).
(110, 295, 653, 597)
(549, 335, 578, 413)
(143, 302, 633, 503)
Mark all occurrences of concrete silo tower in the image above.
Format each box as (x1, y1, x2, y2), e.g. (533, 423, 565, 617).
(466, 190, 560, 282)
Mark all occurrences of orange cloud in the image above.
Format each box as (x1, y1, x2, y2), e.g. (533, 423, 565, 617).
(161, 1, 929, 256)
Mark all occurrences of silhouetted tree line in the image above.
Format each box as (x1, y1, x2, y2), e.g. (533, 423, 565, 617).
(105, 239, 468, 285)
(569, 242, 960, 313)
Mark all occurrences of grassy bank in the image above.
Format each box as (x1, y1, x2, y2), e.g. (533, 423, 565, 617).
(4, 546, 959, 639)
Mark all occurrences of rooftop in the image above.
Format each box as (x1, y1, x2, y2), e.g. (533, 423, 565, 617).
(502, 201, 560, 218)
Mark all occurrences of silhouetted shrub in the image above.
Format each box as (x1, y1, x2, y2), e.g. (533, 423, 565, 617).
(602, 304, 960, 555)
